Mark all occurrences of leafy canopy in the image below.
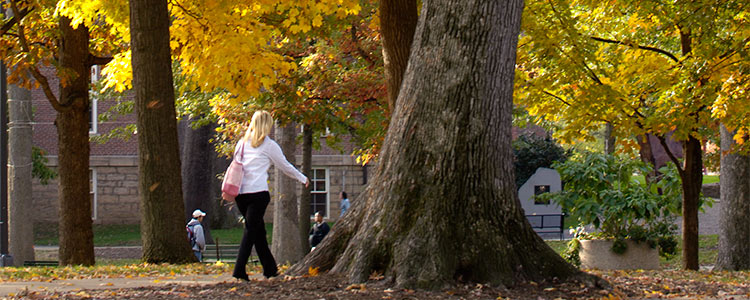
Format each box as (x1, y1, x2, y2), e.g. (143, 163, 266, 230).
(516, 0, 750, 149)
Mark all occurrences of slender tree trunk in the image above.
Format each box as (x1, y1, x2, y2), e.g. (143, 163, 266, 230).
(211, 153, 235, 229)
(715, 125, 750, 270)
(636, 134, 659, 182)
(8, 82, 33, 266)
(180, 119, 214, 243)
(290, 0, 592, 289)
(380, 0, 418, 112)
(298, 126, 313, 253)
(272, 122, 304, 264)
(57, 17, 94, 266)
(604, 122, 615, 155)
(130, 0, 194, 263)
(681, 135, 702, 270)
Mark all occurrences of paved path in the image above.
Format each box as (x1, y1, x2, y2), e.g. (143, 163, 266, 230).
(0, 273, 253, 297)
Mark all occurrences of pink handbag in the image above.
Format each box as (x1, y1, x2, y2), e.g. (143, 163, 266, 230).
(221, 141, 245, 198)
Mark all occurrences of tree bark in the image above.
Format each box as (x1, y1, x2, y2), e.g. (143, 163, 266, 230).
(681, 135, 702, 270)
(8, 82, 33, 266)
(130, 0, 194, 263)
(289, 0, 589, 289)
(298, 126, 313, 253)
(715, 125, 750, 270)
(636, 134, 658, 182)
(180, 119, 214, 243)
(56, 17, 94, 266)
(380, 0, 418, 112)
(272, 122, 305, 264)
(604, 122, 615, 155)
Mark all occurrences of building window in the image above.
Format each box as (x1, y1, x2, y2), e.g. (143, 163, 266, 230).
(89, 65, 101, 134)
(90, 169, 98, 220)
(310, 168, 329, 217)
(533, 185, 550, 205)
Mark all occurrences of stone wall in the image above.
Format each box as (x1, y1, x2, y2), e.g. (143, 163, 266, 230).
(33, 156, 141, 225)
(34, 154, 369, 225)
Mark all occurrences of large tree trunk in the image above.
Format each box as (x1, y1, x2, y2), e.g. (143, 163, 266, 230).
(681, 135, 702, 270)
(380, 0, 417, 112)
(298, 126, 313, 253)
(8, 82, 33, 266)
(272, 122, 304, 264)
(57, 17, 94, 266)
(180, 119, 214, 243)
(715, 125, 750, 270)
(290, 0, 586, 288)
(130, 0, 194, 263)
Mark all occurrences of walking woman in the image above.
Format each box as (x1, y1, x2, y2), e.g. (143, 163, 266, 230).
(222, 110, 309, 280)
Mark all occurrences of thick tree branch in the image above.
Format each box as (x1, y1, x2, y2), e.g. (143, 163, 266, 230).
(0, 6, 32, 36)
(590, 37, 680, 63)
(656, 134, 685, 176)
(9, 0, 66, 112)
(87, 54, 113, 66)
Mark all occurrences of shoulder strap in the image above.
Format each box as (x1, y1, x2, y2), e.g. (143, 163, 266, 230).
(234, 140, 246, 161)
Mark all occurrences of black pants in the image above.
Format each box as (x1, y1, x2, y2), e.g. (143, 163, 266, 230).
(233, 191, 277, 277)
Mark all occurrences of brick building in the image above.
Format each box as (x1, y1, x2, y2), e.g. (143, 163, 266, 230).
(31, 67, 368, 225)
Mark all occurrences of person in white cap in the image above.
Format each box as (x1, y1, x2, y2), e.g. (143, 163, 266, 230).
(186, 209, 207, 262)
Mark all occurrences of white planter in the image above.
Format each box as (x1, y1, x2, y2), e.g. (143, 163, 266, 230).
(579, 239, 660, 270)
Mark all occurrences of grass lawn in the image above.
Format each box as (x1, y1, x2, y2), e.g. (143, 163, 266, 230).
(37, 223, 719, 270)
(35, 224, 141, 246)
(36, 223, 279, 246)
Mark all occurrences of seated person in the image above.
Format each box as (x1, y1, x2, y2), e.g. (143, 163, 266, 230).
(308, 212, 330, 250)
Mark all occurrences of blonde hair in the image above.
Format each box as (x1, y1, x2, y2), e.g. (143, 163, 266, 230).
(243, 110, 273, 148)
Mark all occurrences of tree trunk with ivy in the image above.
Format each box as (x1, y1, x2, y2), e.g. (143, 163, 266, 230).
(289, 0, 590, 288)
(56, 17, 95, 266)
(715, 125, 750, 270)
(130, 0, 195, 263)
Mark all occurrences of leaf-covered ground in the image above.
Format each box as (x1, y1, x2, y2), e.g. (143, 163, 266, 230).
(3, 264, 750, 299)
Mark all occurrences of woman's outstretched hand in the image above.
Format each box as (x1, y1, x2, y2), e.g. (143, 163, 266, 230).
(305, 178, 310, 188)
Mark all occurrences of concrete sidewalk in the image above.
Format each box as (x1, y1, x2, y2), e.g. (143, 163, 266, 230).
(0, 273, 253, 297)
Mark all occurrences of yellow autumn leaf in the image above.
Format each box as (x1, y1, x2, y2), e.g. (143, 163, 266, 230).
(312, 15, 323, 27)
(308, 266, 319, 276)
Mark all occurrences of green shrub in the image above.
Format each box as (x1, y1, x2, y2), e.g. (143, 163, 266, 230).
(539, 152, 680, 263)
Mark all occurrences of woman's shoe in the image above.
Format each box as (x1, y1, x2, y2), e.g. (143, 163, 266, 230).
(264, 272, 279, 279)
(232, 274, 250, 282)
